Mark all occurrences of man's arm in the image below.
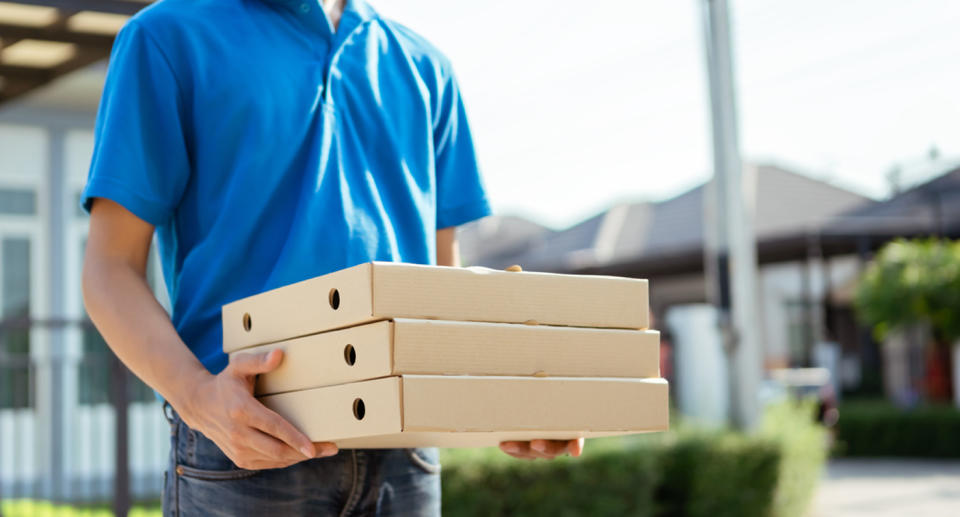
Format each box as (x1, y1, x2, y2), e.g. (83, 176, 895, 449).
(436, 226, 460, 267)
(436, 226, 583, 460)
(83, 198, 336, 469)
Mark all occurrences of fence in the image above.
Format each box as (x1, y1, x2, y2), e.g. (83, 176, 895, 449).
(0, 318, 167, 517)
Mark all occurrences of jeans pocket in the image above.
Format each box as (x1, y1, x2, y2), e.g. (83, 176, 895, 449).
(175, 463, 260, 482)
(405, 448, 441, 474)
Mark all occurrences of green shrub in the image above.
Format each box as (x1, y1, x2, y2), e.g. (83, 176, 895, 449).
(760, 401, 828, 517)
(835, 399, 960, 458)
(655, 433, 779, 517)
(441, 401, 826, 517)
(442, 440, 660, 517)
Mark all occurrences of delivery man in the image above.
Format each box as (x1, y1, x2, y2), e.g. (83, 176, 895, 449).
(81, 0, 583, 514)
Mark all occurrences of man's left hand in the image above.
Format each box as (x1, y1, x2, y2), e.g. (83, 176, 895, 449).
(498, 439, 584, 460)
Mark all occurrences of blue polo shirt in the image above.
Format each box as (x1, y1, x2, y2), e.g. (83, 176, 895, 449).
(82, 0, 491, 373)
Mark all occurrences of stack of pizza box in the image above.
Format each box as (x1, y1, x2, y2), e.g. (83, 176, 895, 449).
(223, 262, 668, 448)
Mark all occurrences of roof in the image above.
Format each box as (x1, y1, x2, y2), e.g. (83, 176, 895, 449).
(457, 215, 552, 267)
(465, 164, 873, 272)
(0, 0, 152, 105)
(827, 165, 960, 237)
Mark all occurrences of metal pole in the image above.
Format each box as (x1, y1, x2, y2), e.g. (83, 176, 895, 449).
(801, 252, 814, 367)
(48, 128, 67, 501)
(111, 353, 130, 517)
(700, 0, 763, 429)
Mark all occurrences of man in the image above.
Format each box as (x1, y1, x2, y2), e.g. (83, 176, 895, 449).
(81, 0, 583, 514)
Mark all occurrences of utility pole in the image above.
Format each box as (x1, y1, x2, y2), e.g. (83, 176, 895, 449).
(700, 0, 763, 429)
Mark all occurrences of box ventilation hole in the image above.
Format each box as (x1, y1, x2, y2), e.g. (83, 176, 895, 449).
(344, 344, 356, 366)
(242, 313, 252, 332)
(353, 398, 365, 420)
(329, 288, 340, 310)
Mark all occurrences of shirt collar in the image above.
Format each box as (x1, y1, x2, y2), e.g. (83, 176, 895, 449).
(343, 0, 377, 23)
(261, 0, 378, 23)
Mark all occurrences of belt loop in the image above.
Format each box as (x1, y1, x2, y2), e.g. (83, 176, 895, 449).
(163, 400, 176, 425)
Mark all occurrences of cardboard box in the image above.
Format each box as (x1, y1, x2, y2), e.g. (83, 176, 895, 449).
(259, 375, 669, 448)
(222, 262, 649, 352)
(232, 319, 661, 395)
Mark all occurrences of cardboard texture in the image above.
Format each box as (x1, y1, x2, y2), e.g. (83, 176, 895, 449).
(232, 319, 661, 395)
(222, 262, 649, 352)
(259, 375, 669, 448)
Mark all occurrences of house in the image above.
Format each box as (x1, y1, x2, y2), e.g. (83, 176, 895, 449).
(461, 165, 871, 367)
(1, 64, 167, 500)
(459, 164, 960, 408)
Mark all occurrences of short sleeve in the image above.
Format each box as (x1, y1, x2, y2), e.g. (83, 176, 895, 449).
(81, 20, 191, 226)
(432, 63, 491, 229)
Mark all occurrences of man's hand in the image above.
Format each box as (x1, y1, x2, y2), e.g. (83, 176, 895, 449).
(498, 438, 584, 460)
(175, 349, 338, 470)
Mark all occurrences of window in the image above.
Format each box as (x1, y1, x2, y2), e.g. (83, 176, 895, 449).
(77, 239, 155, 405)
(1, 238, 33, 409)
(0, 189, 36, 216)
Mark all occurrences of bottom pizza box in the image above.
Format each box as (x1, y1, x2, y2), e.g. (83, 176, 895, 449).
(259, 375, 669, 448)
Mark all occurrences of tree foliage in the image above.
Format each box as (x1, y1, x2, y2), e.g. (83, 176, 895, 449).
(854, 238, 960, 342)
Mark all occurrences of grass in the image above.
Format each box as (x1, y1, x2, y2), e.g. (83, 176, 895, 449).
(0, 500, 160, 517)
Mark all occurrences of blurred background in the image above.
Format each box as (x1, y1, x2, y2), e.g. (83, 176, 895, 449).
(1, 0, 959, 516)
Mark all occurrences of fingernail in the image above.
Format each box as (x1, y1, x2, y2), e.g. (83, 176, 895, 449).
(300, 446, 314, 458)
(501, 443, 520, 454)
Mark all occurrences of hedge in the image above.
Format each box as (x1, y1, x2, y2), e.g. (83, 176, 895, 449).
(441, 401, 827, 517)
(835, 399, 960, 458)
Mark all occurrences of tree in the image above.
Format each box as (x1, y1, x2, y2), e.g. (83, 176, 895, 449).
(854, 238, 960, 344)
(855, 238, 960, 401)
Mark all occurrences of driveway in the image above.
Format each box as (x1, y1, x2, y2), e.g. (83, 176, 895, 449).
(810, 458, 960, 516)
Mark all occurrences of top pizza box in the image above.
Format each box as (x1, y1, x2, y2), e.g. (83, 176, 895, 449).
(222, 262, 649, 352)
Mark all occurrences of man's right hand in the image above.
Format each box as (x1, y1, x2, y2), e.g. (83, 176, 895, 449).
(175, 349, 338, 470)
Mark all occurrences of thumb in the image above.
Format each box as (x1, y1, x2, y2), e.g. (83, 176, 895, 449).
(229, 349, 283, 378)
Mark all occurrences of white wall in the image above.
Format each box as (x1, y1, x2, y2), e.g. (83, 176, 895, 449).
(758, 256, 859, 366)
(0, 116, 168, 500)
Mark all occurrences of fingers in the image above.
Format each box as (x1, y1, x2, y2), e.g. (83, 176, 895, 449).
(229, 349, 284, 377)
(567, 438, 585, 457)
(231, 438, 339, 470)
(499, 441, 551, 459)
(238, 429, 305, 467)
(311, 442, 340, 457)
(498, 442, 528, 459)
(244, 402, 326, 459)
(499, 439, 580, 460)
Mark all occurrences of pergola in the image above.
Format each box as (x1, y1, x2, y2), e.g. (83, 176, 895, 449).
(0, 0, 151, 105)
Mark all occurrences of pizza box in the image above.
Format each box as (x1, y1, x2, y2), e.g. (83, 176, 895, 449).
(232, 318, 660, 395)
(223, 262, 649, 352)
(259, 375, 669, 448)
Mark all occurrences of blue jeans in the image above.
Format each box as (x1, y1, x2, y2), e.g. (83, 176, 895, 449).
(162, 403, 441, 516)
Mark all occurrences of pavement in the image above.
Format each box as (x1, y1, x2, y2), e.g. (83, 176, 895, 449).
(810, 458, 960, 517)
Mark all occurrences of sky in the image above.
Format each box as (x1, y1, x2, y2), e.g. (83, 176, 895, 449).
(374, 0, 960, 229)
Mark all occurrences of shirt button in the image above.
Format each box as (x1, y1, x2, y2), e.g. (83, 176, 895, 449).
(299, 3, 310, 13)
